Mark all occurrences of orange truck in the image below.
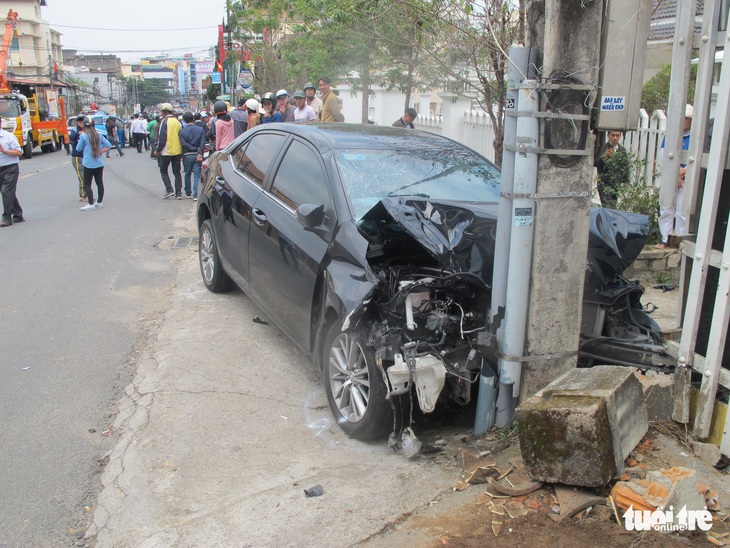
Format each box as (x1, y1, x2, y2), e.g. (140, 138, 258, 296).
(0, 10, 67, 158)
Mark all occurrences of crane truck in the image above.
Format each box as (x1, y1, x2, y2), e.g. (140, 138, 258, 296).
(0, 9, 67, 158)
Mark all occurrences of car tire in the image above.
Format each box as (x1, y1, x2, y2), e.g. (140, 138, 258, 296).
(199, 219, 234, 292)
(323, 321, 393, 440)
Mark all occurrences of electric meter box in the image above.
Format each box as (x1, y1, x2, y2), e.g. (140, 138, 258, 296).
(595, 0, 652, 131)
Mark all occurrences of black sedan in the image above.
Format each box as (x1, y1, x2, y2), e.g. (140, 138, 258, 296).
(196, 123, 669, 441)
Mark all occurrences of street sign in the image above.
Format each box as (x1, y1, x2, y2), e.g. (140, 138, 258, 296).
(238, 68, 253, 89)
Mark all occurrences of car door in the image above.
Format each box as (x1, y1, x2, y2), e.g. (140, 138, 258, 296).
(212, 132, 287, 291)
(248, 138, 335, 351)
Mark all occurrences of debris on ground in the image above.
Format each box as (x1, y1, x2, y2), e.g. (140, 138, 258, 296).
(252, 316, 269, 325)
(303, 485, 323, 498)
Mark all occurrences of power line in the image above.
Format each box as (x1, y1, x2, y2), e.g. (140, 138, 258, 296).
(48, 24, 218, 32)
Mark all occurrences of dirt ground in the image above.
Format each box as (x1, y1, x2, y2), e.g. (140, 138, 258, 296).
(371, 421, 730, 547)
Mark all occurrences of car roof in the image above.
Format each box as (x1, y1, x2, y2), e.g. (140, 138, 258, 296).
(243, 122, 483, 157)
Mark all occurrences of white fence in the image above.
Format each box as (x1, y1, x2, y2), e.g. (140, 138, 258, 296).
(415, 94, 667, 184)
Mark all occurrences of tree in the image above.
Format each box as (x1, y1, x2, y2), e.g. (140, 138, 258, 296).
(125, 78, 171, 113)
(641, 63, 697, 114)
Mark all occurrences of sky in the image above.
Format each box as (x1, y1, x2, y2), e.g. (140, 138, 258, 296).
(41, 0, 226, 63)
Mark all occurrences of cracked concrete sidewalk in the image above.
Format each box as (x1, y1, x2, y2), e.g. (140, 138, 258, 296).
(85, 230, 460, 547)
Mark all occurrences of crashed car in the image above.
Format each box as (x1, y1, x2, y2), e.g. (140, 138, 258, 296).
(196, 123, 669, 441)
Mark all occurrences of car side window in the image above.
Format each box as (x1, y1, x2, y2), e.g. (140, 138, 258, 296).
(271, 140, 329, 210)
(231, 133, 286, 187)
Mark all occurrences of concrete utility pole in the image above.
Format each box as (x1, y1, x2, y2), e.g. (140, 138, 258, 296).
(517, 1, 603, 400)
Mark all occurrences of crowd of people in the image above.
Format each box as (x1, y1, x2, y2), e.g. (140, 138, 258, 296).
(1, 76, 421, 222)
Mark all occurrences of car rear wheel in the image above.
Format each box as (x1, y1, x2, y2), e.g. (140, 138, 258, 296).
(199, 219, 234, 292)
(323, 321, 393, 440)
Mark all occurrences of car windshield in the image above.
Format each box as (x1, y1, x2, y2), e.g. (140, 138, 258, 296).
(334, 144, 501, 220)
(0, 99, 21, 118)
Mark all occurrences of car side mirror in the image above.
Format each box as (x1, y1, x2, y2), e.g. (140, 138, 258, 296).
(296, 203, 326, 235)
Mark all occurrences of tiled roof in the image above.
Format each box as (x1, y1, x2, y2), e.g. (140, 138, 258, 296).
(649, 0, 705, 42)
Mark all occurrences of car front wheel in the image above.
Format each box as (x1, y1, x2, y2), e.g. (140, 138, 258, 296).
(199, 219, 234, 292)
(323, 321, 393, 440)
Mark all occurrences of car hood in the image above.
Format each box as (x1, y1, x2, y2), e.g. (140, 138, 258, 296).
(586, 207, 649, 287)
(362, 196, 498, 280)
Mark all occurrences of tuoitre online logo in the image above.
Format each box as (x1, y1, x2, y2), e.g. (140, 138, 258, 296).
(623, 505, 713, 532)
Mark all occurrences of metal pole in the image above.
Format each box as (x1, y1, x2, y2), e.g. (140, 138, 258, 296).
(475, 47, 534, 436)
(495, 80, 539, 428)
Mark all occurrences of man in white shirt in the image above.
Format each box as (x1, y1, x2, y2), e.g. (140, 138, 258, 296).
(130, 113, 148, 153)
(293, 90, 318, 123)
(0, 126, 23, 227)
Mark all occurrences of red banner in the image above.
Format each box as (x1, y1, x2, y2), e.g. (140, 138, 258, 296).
(218, 25, 226, 63)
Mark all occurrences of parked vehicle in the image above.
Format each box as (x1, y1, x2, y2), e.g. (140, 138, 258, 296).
(195, 123, 671, 441)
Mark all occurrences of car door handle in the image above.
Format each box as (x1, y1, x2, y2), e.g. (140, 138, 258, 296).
(252, 208, 268, 226)
(215, 176, 226, 186)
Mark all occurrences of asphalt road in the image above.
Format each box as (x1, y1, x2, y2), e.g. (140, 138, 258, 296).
(0, 144, 196, 545)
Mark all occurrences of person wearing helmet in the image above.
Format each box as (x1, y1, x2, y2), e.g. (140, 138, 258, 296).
(213, 100, 235, 151)
(230, 98, 249, 138)
(76, 116, 112, 211)
(245, 98, 262, 130)
(155, 103, 184, 199)
(261, 93, 282, 124)
(276, 89, 296, 123)
(292, 90, 318, 123)
(303, 82, 322, 118)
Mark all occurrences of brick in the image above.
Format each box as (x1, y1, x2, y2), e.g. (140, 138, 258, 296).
(666, 252, 681, 269)
(516, 366, 648, 487)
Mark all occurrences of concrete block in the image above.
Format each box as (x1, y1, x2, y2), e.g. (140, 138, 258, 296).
(690, 441, 722, 467)
(636, 371, 674, 421)
(650, 258, 667, 271)
(516, 366, 648, 487)
(666, 252, 681, 269)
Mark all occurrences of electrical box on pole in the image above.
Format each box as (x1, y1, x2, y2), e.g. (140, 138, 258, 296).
(594, 0, 653, 130)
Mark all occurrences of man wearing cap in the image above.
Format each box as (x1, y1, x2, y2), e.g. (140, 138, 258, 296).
(155, 103, 184, 199)
(304, 82, 322, 118)
(656, 104, 693, 248)
(276, 90, 296, 123)
(69, 114, 87, 202)
(293, 90, 318, 123)
(318, 77, 344, 122)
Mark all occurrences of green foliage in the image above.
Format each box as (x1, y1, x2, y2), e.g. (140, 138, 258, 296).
(641, 63, 697, 114)
(125, 78, 170, 112)
(612, 154, 662, 244)
(206, 84, 221, 103)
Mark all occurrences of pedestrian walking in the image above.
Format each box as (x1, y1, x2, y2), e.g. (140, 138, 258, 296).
(155, 103, 184, 199)
(147, 114, 159, 159)
(179, 111, 206, 199)
(130, 113, 147, 153)
(0, 124, 24, 227)
(69, 114, 87, 202)
(75, 117, 112, 211)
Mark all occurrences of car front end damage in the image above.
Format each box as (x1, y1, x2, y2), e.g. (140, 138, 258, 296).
(345, 197, 498, 416)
